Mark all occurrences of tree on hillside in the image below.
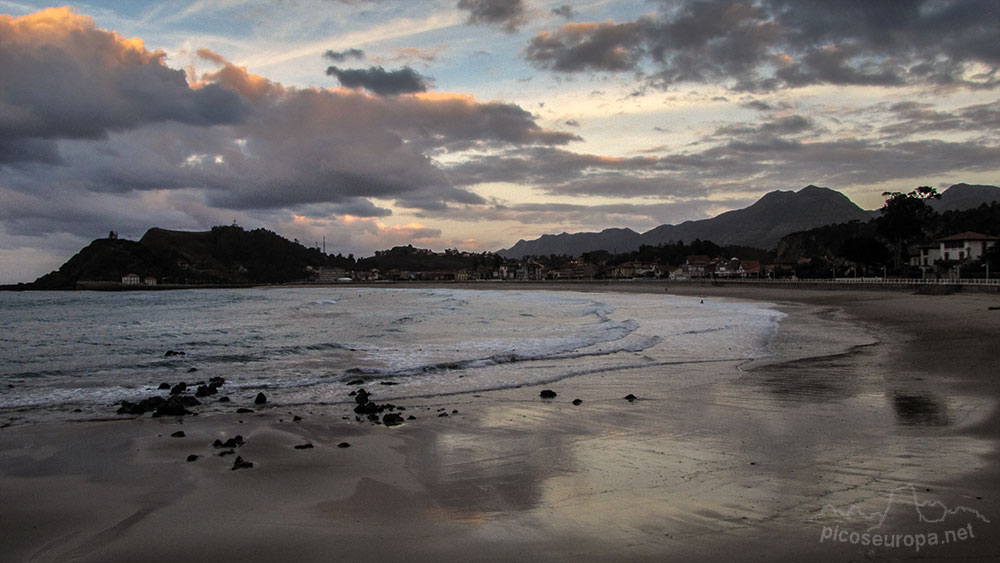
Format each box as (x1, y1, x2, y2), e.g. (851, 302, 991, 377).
(877, 186, 940, 270)
(837, 236, 891, 276)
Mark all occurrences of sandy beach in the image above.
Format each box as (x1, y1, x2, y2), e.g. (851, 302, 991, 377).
(2, 283, 999, 562)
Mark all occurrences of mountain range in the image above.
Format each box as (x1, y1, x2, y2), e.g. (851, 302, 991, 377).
(499, 184, 1000, 258)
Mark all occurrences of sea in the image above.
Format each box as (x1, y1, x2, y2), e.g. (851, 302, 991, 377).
(0, 286, 786, 421)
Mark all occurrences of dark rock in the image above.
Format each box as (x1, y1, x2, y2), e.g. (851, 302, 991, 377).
(572, 399, 582, 406)
(354, 401, 378, 415)
(194, 385, 217, 397)
(294, 443, 314, 450)
(293, 415, 302, 422)
(383, 413, 405, 427)
(231, 456, 253, 470)
(354, 389, 370, 404)
(254, 392, 267, 405)
(236, 408, 254, 413)
(186, 454, 199, 462)
(176, 395, 201, 407)
(214, 435, 245, 449)
(380, 381, 398, 386)
(624, 394, 638, 402)
(169, 382, 187, 395)
(158, 382, 171, 390)
(218, 449, 235, 457)
(346, 379, 364, 385)
(170, 431, 186, 438)
(218, 396, 231, 403)
(337, 442, 351, 448)
(187, 367, 199, 373)
(438, 412, 449, 417)
(539, 389, 557, 399)
(208, 376, 225, 387)
(407, 415, 416, 420)
(154, 395, 198, 416)
(452, 409, 458, 414)
(366, 413, 380, 422)
(164, 350, 185, 357)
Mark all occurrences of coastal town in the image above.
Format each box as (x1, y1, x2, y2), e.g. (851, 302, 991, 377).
(114, 230, 997, 288)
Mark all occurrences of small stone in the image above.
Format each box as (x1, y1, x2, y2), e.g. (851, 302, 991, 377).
(380, 381, 398, 386)
(164, 350, 185, 357)
(158, 382, 171, 390)
(254, 392, 267, 405)
(187, 367, 199, 373)
(572, 399, 582, 406)
(169, 382, 187, 395)
(539, 389, 557, 399)
(337, 442, 351, 448)
(231, 456, 253, 470)
(236, 408, 254, 413)
(293, 415, 302, 422)
(218, 396, 230, 403)
(346, 379, 364, 385)
(383, 412, 405, 427)
(438, 412, 449, 417)
(186, 454, 199, 462)
(624, 394, 637, 402)
(407, 415, 416, 420)
(170, 431, 186, 438)
(294, 443, 314, 450)
(218, 449, 235, 457)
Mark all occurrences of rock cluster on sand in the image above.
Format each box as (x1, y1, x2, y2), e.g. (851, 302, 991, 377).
(117, 395, 200, 417)
(539, 389, 557, 399)
(350, 388, 407, 426)
(115, 376, 277, 418)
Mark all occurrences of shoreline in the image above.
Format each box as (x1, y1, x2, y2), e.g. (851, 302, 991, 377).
(2, 285, 998, 561)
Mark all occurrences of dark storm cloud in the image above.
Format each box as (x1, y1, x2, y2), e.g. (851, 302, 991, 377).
(0, 8, 250, 164)
(875, 100, 1000, 138)
(445, 147, 661, 187)
(552, 5, 575, 19)
(325, 65, 429, 95)
(525, 0, 1000, 91)
(714, 114, 820, 137)
(525, 20, 647, 72)
(457, 0, 526, 32)
(323, 48, 365, 62)
(0, 6, 583, 250)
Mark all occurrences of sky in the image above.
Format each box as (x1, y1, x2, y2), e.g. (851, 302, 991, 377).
(1, 0, 999, 283)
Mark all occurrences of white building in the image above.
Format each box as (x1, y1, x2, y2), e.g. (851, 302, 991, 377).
(937, 232, 998, 262)
(121, 273, 141, 285)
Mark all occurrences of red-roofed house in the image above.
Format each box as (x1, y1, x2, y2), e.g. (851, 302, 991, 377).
(682, 255, 714, 278)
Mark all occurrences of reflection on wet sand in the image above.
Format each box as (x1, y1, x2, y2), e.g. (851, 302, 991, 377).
(891, 393, 950, 426)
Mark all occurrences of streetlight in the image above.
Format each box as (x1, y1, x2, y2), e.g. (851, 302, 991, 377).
(984, 262, 990, 282)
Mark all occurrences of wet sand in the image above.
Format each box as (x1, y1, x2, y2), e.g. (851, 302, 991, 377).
(2, 284, 999, 562)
